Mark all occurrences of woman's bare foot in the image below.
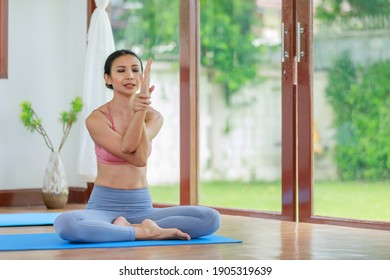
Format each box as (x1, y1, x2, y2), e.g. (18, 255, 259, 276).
(135, 219, 191, 241)
(113, 216, 132, 227)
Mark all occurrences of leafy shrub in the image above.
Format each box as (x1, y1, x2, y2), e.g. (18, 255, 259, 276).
(326, 53, 390, 180)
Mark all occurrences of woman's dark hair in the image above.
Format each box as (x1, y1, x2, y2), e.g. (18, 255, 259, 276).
(104, 49, 143, 89)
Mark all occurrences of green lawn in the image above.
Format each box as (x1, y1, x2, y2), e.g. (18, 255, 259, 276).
(313, 180, 390, 221)
(149, 180, 390, 221)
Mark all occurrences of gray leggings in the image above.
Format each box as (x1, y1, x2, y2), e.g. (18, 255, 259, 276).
(54, 185, 221, 243)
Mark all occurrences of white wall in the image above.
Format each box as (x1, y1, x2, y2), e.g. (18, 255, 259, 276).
(0, 0, 87, 190)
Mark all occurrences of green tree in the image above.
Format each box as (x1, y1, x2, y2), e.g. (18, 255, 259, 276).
(112, 0, 261, 105)
(316, 0, 390, 22)
(112, 0, 179, 59)
(326, 53, 390, 180)
(200, 0, 259, 105)
(325, 51, 356, 127)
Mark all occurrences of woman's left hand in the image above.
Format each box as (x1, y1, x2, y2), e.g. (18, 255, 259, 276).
(133, 59, 155, 112)
(141, 58, 153, 96)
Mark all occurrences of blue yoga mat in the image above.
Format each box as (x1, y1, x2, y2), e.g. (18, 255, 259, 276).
(0, 233, 241, 251)
(0, 212, 60, 227)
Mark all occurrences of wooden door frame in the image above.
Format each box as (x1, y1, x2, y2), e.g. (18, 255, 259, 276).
(281, 0, 297, 221)
(296, 0, 314, 222)
(0, 0, 8, 79)
(179, 0, 200, 206)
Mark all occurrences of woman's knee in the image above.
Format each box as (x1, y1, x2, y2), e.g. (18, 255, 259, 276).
(193, 206, 221, 236)
(205, 207, 221, 233)
(54, 212, 85, 242)
(54, 212, 72, 237)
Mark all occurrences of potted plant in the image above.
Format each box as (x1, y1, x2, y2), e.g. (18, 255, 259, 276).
(20, 96, 83, 209)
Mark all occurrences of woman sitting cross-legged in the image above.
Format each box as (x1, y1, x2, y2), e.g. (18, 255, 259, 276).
(54, 49, 220, 242)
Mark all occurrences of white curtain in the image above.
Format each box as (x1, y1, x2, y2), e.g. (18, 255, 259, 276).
(78, 0, 115, 182)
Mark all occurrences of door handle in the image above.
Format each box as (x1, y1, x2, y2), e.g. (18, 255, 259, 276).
(296, 22, 305, 62)
(281, 23, 289, 62)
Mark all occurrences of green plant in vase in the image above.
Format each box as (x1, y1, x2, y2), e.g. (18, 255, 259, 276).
(20, 96, 83, 208)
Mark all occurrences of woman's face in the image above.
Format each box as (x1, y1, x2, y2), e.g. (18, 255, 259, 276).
(105, 54, 143, 95)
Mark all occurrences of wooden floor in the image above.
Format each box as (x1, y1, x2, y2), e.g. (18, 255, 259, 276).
(1, 204, 390, 260)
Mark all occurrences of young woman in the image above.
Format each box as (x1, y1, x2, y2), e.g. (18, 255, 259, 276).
(54, 50, 220, 242)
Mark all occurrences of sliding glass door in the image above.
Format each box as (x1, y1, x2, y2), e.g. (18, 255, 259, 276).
(311, 0, 390, 222)
(198, 0, 283, 213)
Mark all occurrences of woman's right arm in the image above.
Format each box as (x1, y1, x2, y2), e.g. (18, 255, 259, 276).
(86, 111, 148, 166)
(120, 59, 153, 153)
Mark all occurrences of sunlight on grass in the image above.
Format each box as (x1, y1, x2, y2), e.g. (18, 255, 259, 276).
(150, 180, 390, 221)
(149, 181, 281, 211)
(199, 181, 281, 211)
(313, 181, 390, 221)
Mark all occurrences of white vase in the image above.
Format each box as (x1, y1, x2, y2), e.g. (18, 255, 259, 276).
(42, 152, 69, 209)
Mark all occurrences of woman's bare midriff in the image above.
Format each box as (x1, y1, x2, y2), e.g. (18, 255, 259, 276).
(94, 163, 148, 190)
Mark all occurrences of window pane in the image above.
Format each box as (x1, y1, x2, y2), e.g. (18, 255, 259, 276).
(313, 1, 390, 221)
(110, 0, 180, 204)
(199, 0, 282, 212)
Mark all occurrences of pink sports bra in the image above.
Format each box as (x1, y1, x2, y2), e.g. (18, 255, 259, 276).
(94, 106, 128, 165)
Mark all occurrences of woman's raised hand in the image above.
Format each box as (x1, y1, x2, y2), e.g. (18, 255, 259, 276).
(132, 58, 155, 112)
(141, 58, 153, 96)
